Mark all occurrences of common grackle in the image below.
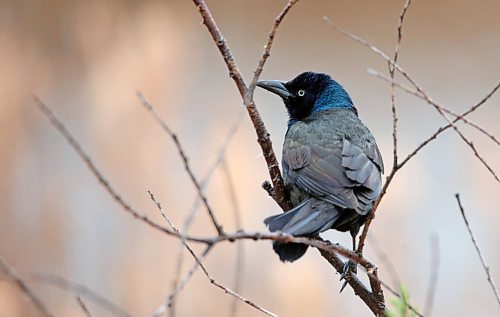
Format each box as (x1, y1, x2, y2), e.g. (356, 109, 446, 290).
(257, 72, 384, 263)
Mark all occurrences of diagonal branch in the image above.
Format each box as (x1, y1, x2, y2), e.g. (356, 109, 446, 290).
(76, 297, 93, 317)
(154, 245, 213, 317)
(248, 0, 299, 94)
(388, 0, 412, 170)
(368, 72, 500, 169)
(148, 191, 278, 317)
(137, 92, 224, 235)
(317, 248, 386, 316)
(324, 15, 500, 255)
(193, 0, 294, 211)
(0, 258, 53, 317)
(346, 0, 412, 256)
(455, 194, 500, 310)
(357, 0, 412, 256)
(17, 270, 132, 317)
(423, 234, 440, 317)
(324, 17, 499, 186)
(369, 70, 500, 146)
(169, 111, 243, 317)
(220, 159, 245, 317)
(367, 70, 500, 183)
(33, 96, 205, 242)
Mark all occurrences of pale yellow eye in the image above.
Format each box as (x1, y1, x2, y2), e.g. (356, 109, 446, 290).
(298, 89, 305, 96)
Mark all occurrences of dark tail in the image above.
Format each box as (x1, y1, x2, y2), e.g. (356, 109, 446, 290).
(272, 241, 309, 263)
(264, 199, 340, 262)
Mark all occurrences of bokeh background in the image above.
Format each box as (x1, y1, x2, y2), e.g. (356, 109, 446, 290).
(1, 0, 499, 316)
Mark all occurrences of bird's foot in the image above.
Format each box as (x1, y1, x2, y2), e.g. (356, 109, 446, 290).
(339, 259, 358, 293)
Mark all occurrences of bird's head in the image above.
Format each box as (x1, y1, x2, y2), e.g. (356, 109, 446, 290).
(257, 71, 356, 125)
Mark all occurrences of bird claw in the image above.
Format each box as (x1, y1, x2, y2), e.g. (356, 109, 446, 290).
(339, 259, 358, 293)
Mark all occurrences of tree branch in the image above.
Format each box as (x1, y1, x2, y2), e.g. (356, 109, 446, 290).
(17, 270, 132, 317)
(76, 296, 92, 317)
(192, 0, 293, 211)
(455, 194, 500, 310)
(34, 96, 188, 240)
(148, 191, 278, 317)
(0, 258, 53, 317)
(137, 92, 224, 235)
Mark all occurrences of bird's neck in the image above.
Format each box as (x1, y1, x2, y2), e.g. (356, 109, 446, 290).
(312, 84, 354, 113)
(287, 83, 356, 128)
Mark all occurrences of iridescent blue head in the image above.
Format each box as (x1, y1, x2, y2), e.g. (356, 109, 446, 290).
(257, 72, 356, 126)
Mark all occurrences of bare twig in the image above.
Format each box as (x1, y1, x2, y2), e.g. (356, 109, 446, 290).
(367, 70, 500, 183)
(169, 111, 244, 317)
(161, 245, 213, 316)
(32, 94, 389, 314)
(356, 0, 412, 260)
(324, 15, 500, 255)
(368, 69, 500, 147)
(77, 296, 92, 317)
(137, 92, 224, 235)
(317, 249, 385, 316)
(369, 234, 401, 289)
(388, 79, 500, 169)
(192, 0, 292, 211)
(357, 80, 498, 255)
(388, 0, 412, 171)
(324, 16, 500, 187)
(221, 159, 245, 317)
(248, 0, 299, 94)
(17, 270, 132, 317)
(424, 234, 440, 317)
(455, 194, 500, 310)
(324, 3, 413, 258)
(33, 97, 192, 240)
(375, 280, 423, 317)
(0, 258, 53, 317)
(148, 191, 278, 317)
(181, 110, 244, 232)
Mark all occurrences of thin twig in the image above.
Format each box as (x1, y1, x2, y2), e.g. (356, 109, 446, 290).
(148, 191, 278, 317)
(359, 0, 411, 272)
(0, 258, 53, 317)
(369, 234, 401, 289)
(192, 0, 291, 210)
(317, 249, 386, 316)
(248, 0, 299, 94)
(388, 0, 412, 171)
(180, 110, 244, 233)
(368, 69, 500, 147)
(161, 245, 213, 316)
(137, 92, 224, 236)
(33, 96, 189, 240)
(221, 159, 245, 317)
(388, 79, 500, 169)
(169, 111, 244, 317)
(324, 16, 500, 187)
(367, 70, 500, 183)
(378, 280, 423, 317)
(455, 194, 500, 310)
(424, 234, 440, 317)
(76, 296, 92, 317)
(31, 94, 387, 313)
(324, 15, 500, 254)
(17, 270, 132, 317)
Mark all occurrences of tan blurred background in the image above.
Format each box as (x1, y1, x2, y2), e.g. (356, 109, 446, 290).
(1, 0, 499, 316)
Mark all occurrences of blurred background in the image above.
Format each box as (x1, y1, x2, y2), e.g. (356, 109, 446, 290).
(1, 0, 499, 316)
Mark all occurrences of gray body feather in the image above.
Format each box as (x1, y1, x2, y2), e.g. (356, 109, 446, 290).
(266, 108, 383, 262)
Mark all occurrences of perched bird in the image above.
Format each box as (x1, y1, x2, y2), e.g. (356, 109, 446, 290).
(257, 72, 384, 263)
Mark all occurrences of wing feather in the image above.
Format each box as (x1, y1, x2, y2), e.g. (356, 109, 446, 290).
(283, 138, 383, 216)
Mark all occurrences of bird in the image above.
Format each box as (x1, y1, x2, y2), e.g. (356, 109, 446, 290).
(257, 71, 384, 263)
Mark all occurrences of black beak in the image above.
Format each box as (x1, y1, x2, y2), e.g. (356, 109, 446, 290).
(256, 80, 293, 99)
